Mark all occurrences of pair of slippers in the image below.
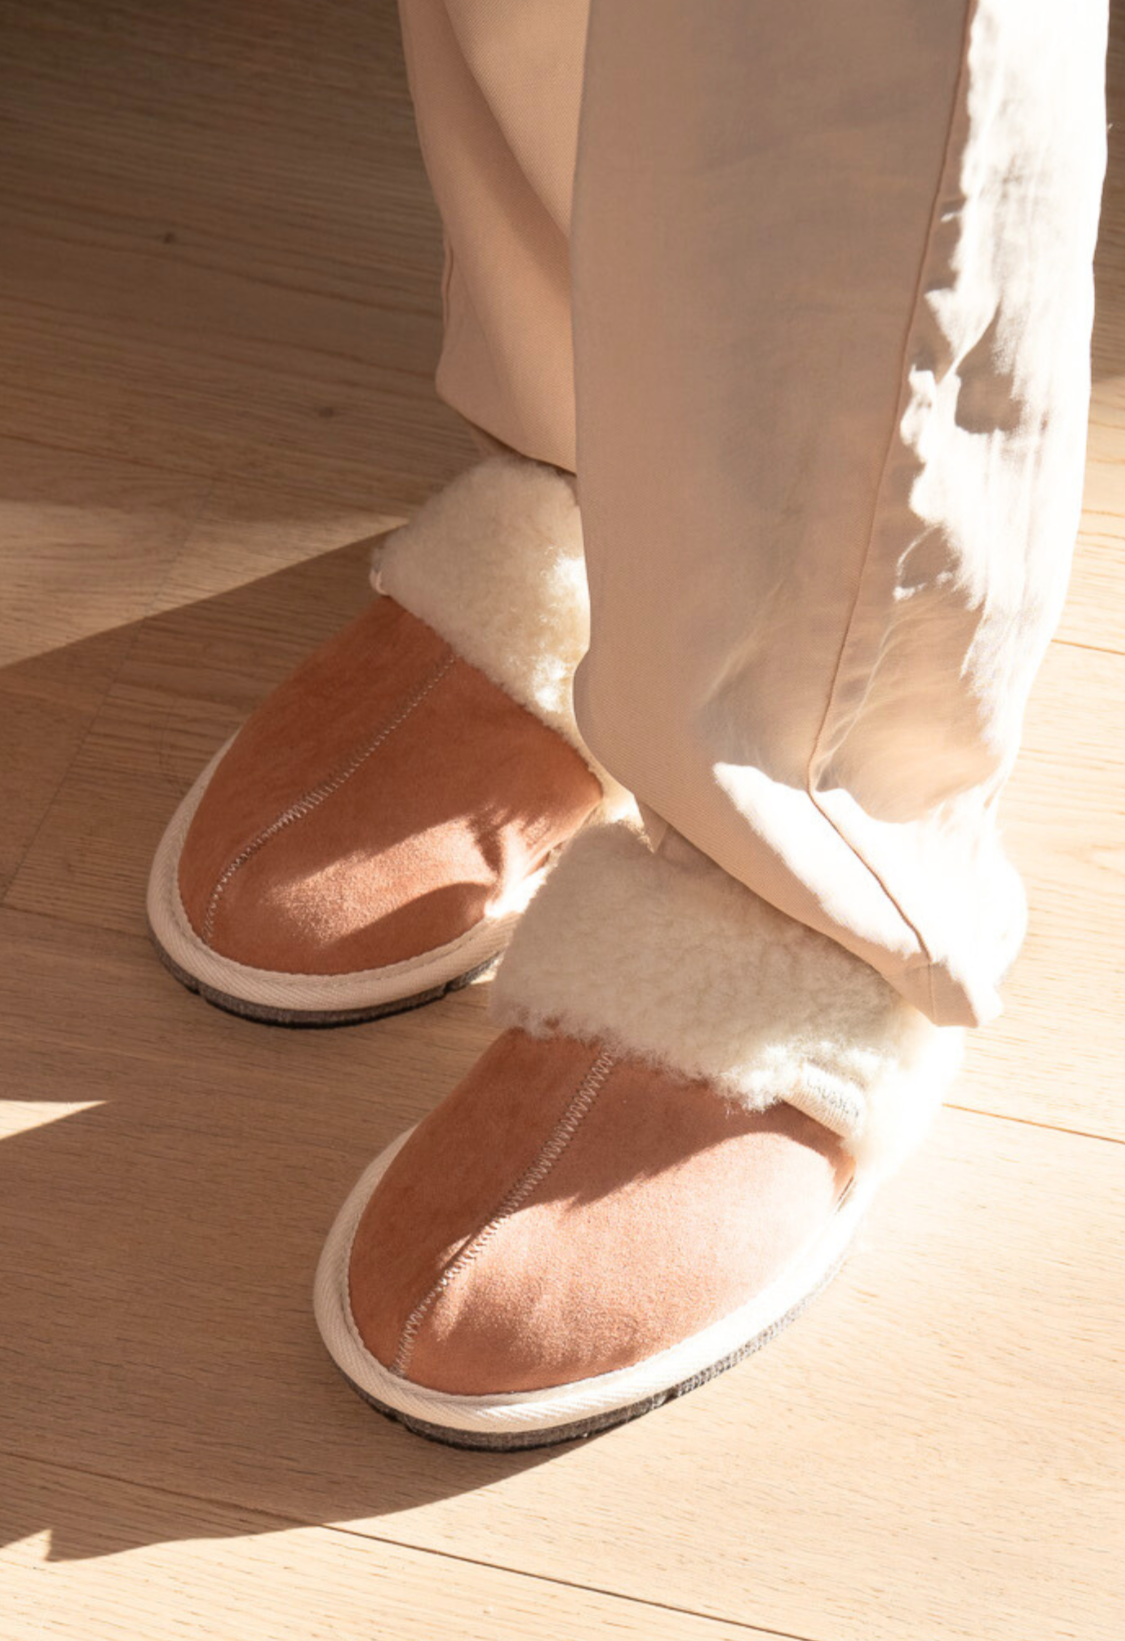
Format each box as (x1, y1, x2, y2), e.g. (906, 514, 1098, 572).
(147, 457, 959, 1449)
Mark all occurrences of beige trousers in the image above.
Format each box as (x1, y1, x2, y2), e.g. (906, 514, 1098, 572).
(398, 0, 1108, 1028)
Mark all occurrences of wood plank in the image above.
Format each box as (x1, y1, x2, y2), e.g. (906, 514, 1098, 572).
(961, 640, 1125, 1137)
(0, 439, 211, 894)
(0, 1, 395, 93)
(0, 294, 471, 510)
(146, 481, 401, 615)
(1068, 408, 1125, 654)
(0, 439, 212, 672)
(1, 1458, 771, 1641)
(0, 491, 385, 929)
(0, 7, 474, 502)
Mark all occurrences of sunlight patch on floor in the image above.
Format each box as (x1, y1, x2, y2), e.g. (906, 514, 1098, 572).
(0, 1101, 105, 1140)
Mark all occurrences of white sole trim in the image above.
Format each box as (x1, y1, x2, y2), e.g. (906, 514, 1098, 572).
(146, 746, 539, 1021)
(313, 1128, 875, 1447)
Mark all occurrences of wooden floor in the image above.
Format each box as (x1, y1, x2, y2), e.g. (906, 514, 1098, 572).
(1, 4, 1123, 1638)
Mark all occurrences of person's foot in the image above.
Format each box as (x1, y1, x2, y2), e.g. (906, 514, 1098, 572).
(147, 457, 629, 1024)
(314, 824, 962, 1448)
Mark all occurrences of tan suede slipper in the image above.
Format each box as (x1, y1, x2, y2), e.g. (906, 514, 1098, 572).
(314, 824, 963, 1447)
(147, 458, 630, 1024)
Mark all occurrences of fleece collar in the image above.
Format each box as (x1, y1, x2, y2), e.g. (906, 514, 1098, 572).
(373, 456, 632, 816)
(493, 823, 963, 1176)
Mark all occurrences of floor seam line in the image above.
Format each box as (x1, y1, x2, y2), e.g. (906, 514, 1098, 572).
(943, 1099, 1125, 1146)
(0, 1447, 811, 1639)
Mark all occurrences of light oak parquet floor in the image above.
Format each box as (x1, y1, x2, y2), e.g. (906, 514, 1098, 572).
(0, 4, 1121, 1638)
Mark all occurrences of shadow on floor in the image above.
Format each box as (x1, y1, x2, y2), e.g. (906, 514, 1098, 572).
(0, 543, 569, 1564)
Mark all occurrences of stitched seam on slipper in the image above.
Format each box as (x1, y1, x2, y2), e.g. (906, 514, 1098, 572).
(392, 1046, 618, 1378)
(201, 649, 456, 945)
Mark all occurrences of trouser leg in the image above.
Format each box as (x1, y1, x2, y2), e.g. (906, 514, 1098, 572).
(396, 0, 588, 471)
(400, 0, 1108, 1028)
(571, 0, 1108, 1026)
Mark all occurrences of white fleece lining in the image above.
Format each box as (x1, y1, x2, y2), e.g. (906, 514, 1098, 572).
(492, 824, 963, 1177)
(372, 456, 632, 816)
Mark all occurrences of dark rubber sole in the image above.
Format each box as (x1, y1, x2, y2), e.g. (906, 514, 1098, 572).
(334, 1248, 849, 1451)
(149, 923, 498, 1028)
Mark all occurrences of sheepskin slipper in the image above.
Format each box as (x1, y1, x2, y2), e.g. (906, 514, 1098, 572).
(147, 457, 627, 1025)
(313, 824, 964, 1448)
